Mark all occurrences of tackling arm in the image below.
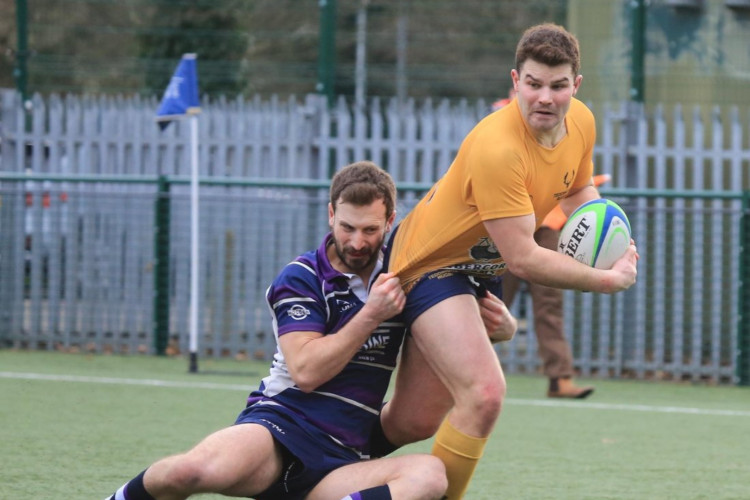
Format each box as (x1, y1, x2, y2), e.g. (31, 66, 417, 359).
(279, 272, 405, 392)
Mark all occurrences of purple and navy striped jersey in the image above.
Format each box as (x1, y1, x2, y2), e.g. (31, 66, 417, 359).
(246, 233, 406, 455)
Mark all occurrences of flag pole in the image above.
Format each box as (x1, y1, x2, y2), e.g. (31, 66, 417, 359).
(188, 113, 200, 373)
(155, 53, 201, 373)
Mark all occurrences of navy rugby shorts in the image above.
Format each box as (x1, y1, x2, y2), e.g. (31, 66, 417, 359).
(234, 403, 361, 500)
(384, 225, 503, 327)
(401, 269, 503, 327)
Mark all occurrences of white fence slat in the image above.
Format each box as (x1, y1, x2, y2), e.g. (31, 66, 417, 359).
(689, 107, 706, 381)
(710, 108, 725, 379)
(670, 105, 687, 378)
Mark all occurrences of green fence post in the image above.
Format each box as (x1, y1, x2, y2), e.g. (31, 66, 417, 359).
(317, 0, 337, 108)
(738, 190, 750, 386)
(14, 0, 29, 105)
(629, 0, 646, 103)
(153, 176, 171, 356)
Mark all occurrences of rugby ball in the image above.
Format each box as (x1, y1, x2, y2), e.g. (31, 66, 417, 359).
(557, 199, 631, 270)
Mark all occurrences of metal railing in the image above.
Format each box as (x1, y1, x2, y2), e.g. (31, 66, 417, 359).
(2, 174, 748, 385)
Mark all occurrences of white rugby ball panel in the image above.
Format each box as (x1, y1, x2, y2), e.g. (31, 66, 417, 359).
(557, 199, 631, 270)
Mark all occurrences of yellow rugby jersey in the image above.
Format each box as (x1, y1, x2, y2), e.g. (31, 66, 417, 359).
(390, 97, 595, 287)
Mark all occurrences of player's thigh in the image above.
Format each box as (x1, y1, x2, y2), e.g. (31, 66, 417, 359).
(410, 294, 503, 402)
(180, 423, 283, 493)
(386, 335, 453, 435)
(392, 334, 452, 409)
(305, 454, 444, 500)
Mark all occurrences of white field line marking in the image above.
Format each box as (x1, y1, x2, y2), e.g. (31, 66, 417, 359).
(2, 371, 749, 418)
(503, 398, 750, 417)
(0, 371, 250, 392)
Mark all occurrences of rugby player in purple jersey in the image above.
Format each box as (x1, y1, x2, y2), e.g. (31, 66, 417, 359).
(105, 161, 456, 500)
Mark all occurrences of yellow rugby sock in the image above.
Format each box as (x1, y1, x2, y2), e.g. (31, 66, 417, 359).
(431, 418, 488, 499)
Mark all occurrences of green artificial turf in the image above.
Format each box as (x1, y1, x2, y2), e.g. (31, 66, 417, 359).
(1, 350, 748, 499)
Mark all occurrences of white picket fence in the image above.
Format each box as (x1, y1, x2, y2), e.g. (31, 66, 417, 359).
(1, 89, 748, 384)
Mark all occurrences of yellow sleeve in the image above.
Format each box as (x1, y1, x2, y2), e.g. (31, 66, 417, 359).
(464, 128, 533, 222)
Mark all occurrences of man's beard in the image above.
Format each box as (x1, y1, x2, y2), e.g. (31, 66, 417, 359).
(333, 237, 383, 273)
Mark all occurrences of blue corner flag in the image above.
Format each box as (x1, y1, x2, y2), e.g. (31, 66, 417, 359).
(156, 53, 201, 130)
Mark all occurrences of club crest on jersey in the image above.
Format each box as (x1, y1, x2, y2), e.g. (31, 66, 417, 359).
(563, 169, 576, 188)
(469, 237, 500, 260)
(287, 304, 311, 320)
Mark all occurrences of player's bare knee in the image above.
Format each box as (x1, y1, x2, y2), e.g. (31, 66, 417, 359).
(468, 378, 505, 422)
(406, 456, 447, 497)
(162, 456, 208, 491)
(406, 415, 444, 442)
(426, 456, 448, 496)
(383, 409, 442, 444)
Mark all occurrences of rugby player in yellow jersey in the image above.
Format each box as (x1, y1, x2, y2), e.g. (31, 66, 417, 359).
(369, 24, 639, 499)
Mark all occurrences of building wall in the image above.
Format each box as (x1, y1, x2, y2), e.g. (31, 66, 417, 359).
(568, 0, 750, 109)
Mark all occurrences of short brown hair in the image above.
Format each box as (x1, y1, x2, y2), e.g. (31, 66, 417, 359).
(330, 161, 397, 219)
(515, 23, 581, 76)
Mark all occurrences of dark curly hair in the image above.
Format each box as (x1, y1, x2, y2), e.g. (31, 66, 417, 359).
(515, 23, 581, 76)
(330, 161, 397, 219)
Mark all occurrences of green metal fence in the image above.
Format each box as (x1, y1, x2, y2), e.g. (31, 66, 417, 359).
(1, 174, 749, 384)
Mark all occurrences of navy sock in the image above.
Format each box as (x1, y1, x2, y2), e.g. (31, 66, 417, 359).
(368, 417, 399, 458)
(344, 484, 392, 500)
(109, 469, 156, 500)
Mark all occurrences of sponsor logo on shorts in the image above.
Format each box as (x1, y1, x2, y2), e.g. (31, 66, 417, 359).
(287, 304, 311, 320)
(426, 270, 459, 280)
(260, 418, 286, 435)
(282, 460, 296, 493)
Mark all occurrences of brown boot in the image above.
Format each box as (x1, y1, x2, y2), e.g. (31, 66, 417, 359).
(547, 377, 594, 399)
